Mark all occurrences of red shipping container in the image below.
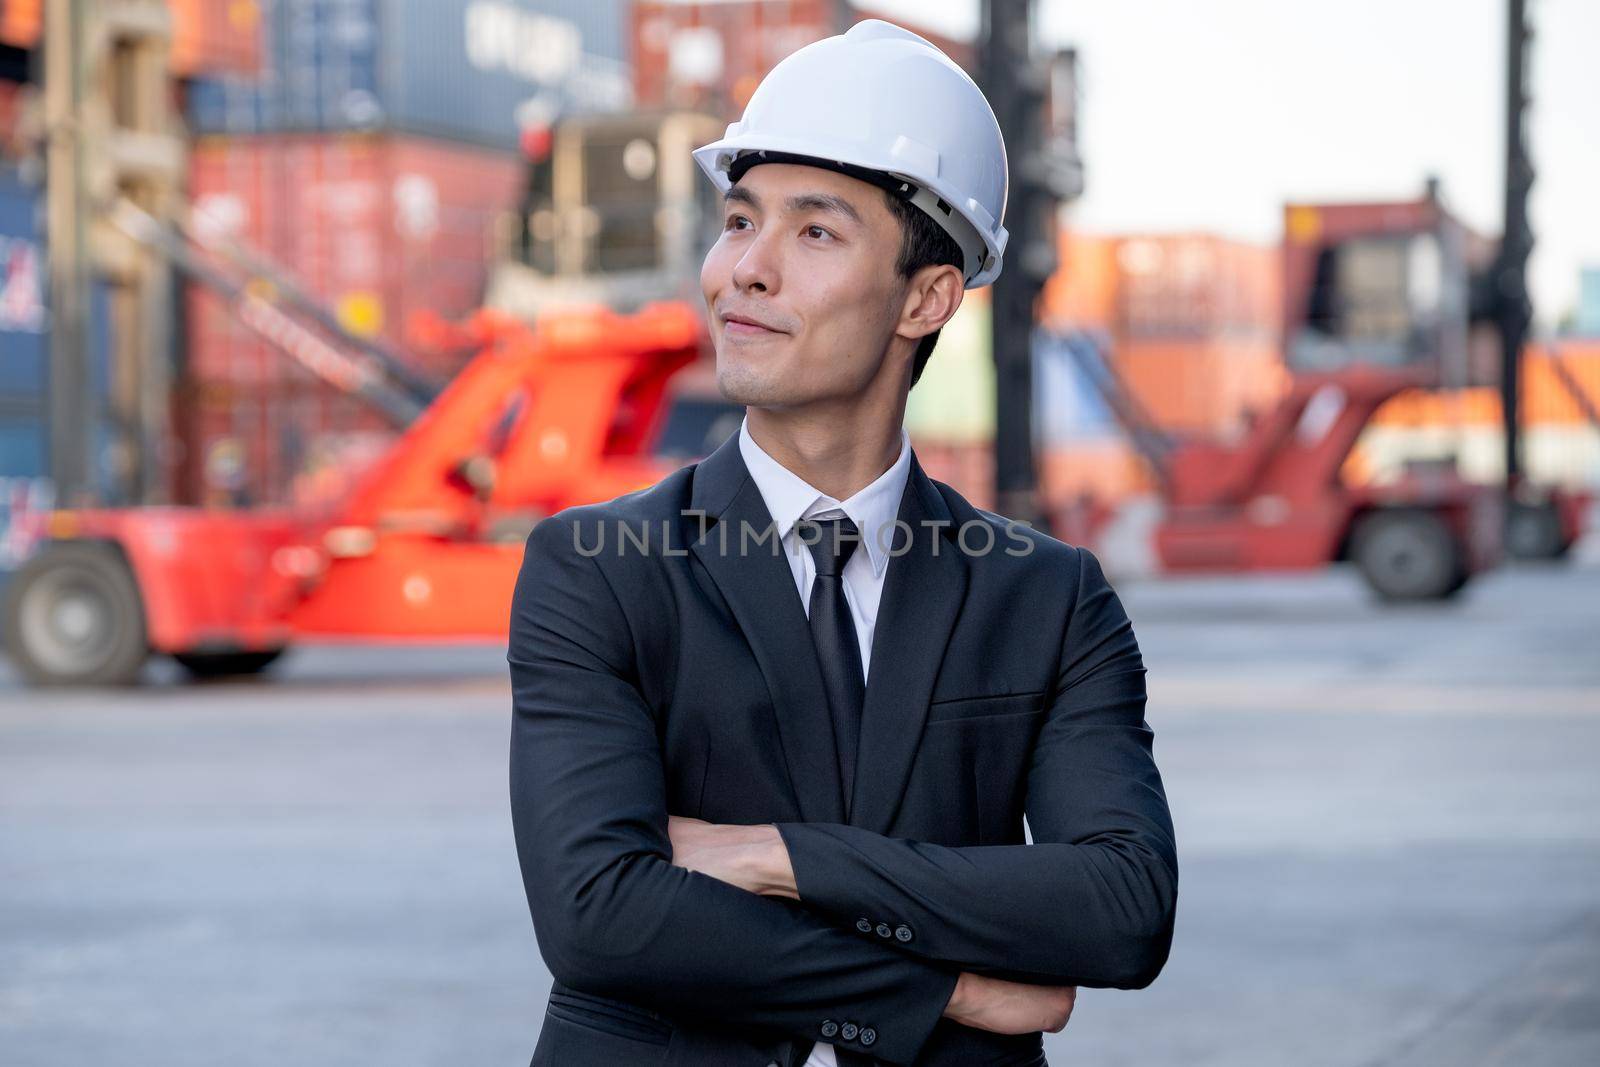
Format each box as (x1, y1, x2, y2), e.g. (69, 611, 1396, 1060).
(169, 376, 398, 508)
(0, 77, 36, 166)
(633, 0, 829, 114)
(177, 131, 521, 506)
(1039, 439, 1154, 506)
(185, 130, 524, 386)
(1112, 338, 1289, 436)
(632, 1, 974, 116)
(1040, 230, 1281, 340)
(1113, 234, 1281, 340)
(1040, 228, 1119, 332)
(909, 436, 994, 511)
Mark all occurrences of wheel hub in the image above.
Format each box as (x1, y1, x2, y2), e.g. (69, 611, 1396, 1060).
(22, 573, 112, 674)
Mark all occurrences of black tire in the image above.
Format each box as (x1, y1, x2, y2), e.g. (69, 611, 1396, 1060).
(172, 648, 287, 679)
(1439, 563, 1472, 598)
(0, 541, 149, 686)
(1506, 500, 1567, 560)
(1350, 509, 1467, 602)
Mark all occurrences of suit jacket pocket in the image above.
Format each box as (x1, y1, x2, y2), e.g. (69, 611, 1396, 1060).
(546, 986, 674, 1046)
(925, 690, 1046, 724)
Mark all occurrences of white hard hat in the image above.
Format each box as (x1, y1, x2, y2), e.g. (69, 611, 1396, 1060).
(692, 19, 1009, 289)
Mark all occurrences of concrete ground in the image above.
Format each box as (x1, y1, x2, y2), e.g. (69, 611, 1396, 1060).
(1, 555, 1597, 1066)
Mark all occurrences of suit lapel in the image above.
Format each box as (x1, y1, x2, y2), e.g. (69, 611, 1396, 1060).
(848, 449, 969, 834)
(689, 431, 845, 824)
(686, 431, 970, 834)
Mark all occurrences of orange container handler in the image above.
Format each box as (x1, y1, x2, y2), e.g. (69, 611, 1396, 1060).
(2, 302, 707, 683)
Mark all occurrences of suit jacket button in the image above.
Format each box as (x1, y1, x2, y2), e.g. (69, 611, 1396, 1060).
(840, 1022, 859, 1041)
(820, 1020, 839, 1038)
(875, 922, 892, 938)
(855, 917, 872, 933)
(894, 924, 913, 942)
(860, 1027, 877, 1046)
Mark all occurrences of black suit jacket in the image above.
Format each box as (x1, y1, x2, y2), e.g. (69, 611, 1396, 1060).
(508, 428, 1178, 1067)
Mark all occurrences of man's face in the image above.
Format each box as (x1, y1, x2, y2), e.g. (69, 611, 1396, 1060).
(700, 163, 908, 408)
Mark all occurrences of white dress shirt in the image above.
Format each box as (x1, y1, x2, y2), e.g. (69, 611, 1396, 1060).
(736, 414, 912, 1067)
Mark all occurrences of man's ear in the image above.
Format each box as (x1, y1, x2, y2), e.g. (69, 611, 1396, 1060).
(896, 263, 965, 343)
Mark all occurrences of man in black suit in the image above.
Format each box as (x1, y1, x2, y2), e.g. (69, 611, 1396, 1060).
(508, 19, 1177, 1067)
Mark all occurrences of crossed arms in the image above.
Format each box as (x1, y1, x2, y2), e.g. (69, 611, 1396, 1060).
(508, 515, 1178, 1065)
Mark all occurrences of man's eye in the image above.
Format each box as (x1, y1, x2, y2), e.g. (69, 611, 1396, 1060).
(805, 225, 832, 240)
(725, 215, 751, 231)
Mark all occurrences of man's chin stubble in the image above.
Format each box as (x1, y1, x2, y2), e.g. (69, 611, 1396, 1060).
(716, 363, 788, 407)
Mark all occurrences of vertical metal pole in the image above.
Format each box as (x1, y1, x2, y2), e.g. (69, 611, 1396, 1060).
(981, 0, 1047, 530)
(830, 0, 854, 34)
(45, 0, 92, 505)
(1498, 0, 1534, 495)
(130, 4, 179, 506)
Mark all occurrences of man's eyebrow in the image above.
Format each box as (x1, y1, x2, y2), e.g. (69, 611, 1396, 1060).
(786, 192, 862, 226)
(721, 185, 863, 227)
(724, 185, 759, 210)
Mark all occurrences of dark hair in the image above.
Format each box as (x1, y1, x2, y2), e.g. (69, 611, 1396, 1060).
(882, 191, 965, 388)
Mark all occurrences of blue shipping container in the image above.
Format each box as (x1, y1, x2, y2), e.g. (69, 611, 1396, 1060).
(0, 473, 56, 576)
(0, 413, 46, 478)
(1033, 329, 1117, 443)
(186, 0, 632, 153)
(0, 168, 50, 398)
(0, 168, 115, 406)
(0, 413, 51, 576)
(0, 403, 122, 524)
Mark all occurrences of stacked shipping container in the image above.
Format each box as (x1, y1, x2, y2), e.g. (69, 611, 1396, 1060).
(1093, 232, 1285, 434)
(900, 218, 1289, 512)
(0, 168, 50, 501)
(186, 0, 629, 153)
(1, 18, 50, 573)
(177, 0, 629, 507)
(1352, 342, 1600, 491)
(630, 1, 975, 114)
(0, 76, 34, 170)
(181, 133, 525, 505)
(0, 168, 121, 570)
(0, 0, 266, 556)
(186, 134, 525, 384)
(1031, 228, 1288, 509)
(1036, 229, 1600, 509)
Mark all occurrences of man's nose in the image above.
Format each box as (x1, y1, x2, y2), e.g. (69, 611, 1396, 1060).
(731, 227, 781, 293)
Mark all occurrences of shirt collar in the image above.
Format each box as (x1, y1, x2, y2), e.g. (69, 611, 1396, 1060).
(737, 412, 912, 580)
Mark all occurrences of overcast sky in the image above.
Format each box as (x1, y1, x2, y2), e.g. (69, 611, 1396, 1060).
(860, 0, 1599, 330)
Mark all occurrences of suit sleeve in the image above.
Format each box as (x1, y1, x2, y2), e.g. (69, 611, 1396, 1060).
(508, 513, 960, 1065)
(773, 546, 1178, 988)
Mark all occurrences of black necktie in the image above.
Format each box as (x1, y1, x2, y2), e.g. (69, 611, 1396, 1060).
(797, 515, 866, 820)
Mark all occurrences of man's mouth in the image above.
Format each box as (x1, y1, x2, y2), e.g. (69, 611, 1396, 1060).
(721, 312, 786, 337)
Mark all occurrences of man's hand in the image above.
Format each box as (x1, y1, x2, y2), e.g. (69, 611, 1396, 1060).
(666, 815, 799, 899)
(942, 971, 1077, 1035)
